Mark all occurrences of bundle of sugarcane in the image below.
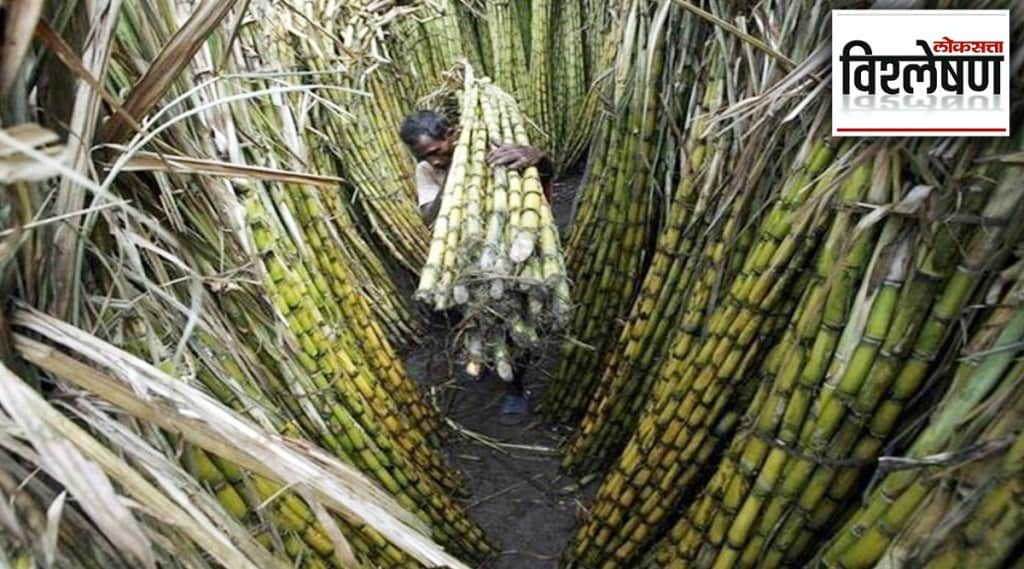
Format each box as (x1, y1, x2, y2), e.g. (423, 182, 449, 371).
(548, 0, 603, 169)
(643, 133, 1024, 568)
(524, 0, 554, 144)
(539, 0, 672, 424)
(561, 25, 768, 473)
(224, 36, 422, 346)
(7, 307, 476, 569)
(550, 0, 630, 171)
(819, 258, 1024, 569)
(560, 0, 823, 473)
(123, 314, 427, 568)
(415, 66, 571, 381)
(548, 0, 587, 164)
(562, 100, 865, 565)
(388, 0, 470, 98)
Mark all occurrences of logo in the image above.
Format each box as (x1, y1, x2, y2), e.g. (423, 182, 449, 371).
(832, 10, 1009, 137)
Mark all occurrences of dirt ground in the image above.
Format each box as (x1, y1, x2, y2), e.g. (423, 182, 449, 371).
(401, 174, 592, 568)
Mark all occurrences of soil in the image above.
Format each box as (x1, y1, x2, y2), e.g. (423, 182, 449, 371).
(401, 174, 594, 568)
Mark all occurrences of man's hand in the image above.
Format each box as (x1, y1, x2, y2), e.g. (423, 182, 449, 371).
(488, 144, 546, 170)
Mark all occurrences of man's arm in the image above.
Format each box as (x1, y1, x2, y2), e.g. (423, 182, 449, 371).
(535, 153, 554, 185)
(421, 196, 444, 228)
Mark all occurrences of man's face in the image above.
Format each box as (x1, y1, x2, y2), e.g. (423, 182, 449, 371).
(411, 129, 455, 170)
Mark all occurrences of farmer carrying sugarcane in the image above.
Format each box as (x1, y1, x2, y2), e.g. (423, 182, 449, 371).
(400, 109, 554, 425)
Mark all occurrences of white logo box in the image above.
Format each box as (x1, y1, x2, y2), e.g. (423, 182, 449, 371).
(831, 10, 1009, 137)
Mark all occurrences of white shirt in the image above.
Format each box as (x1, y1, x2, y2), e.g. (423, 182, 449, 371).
(415, 161, 446, 207)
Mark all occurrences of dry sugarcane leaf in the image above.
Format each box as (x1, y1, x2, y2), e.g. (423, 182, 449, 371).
(41, 490, 66, 568)
(112, 150, 344, 188)
(68, 399, 289, 569)
(0, 145, 65, 182)
(10, 308, 471, 569)
(0, 364, 274, 569)
(0, 0, 44, 95)
(33, 17, 148, 139)
(49, 0, 122, 320)
(0, 123, 58, 156)
(98, 0, 248, 143)
(0, 364, 157, 569)
(0, 124, 65, 182)
(298, 486, 360, 569)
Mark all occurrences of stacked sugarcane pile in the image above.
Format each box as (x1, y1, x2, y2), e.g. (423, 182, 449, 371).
(540, 0, 678, 423)
(481, 1, 530, 124)
(635, 135, 1021, 568)
(552, 0, 624, 169)
(251, 1, 431, 274)
(818, 258, 1024, 569)
(562, 95, 850, 565)
(562, 19, 1024, 564)
(0, 0, 503, 567)
(560, 30, 749, 474)
(415, 67, 571, 380)
(388, 0, 474, 98)
(559, 0, 826, 473)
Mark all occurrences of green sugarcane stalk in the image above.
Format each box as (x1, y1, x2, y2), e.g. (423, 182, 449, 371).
(542, 1, 666, 423)
(563, 125, 851, 567)
(562, 43, 729, 472)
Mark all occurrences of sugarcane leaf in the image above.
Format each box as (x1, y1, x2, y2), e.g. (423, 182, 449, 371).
(11, 308, 470, 569)
(299, 486, 359, 569)
(0, 0, 44, 95)
(0, 124, 66, 183)
(0, 364, 157, 569)
(49, 0, 123, 321)
(667, 0, 796, 70)
(33, 18, 148, 140)
(68, 399, 289, 569)
(975, 150, 1024, 164)
(41, 490, 67, 568)
(99, 0, 248, 143)
(892, 185, 935, 217)
(108, 150, 345, 187)
(0, 123, 58, 156)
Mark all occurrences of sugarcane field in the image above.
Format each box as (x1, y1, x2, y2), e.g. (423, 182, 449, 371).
(3, 0, 1024, 567)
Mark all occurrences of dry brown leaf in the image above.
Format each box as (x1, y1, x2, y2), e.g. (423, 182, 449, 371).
(0, 361, 277, 569)
(114, 150, 344, 188)
(41, 490, 66, 568)
(0, 363, 157, 569)
(99, 0, 248, 143)
(11, 308, 471, 569)
(0, 124, 66, 182)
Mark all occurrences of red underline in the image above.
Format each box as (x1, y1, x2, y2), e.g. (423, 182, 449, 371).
(836, 127, 1007, 132)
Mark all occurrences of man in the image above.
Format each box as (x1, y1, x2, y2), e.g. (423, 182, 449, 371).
(400, 109, 552, 425)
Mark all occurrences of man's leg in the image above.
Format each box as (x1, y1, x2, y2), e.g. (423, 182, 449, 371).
(499, 360, 529, 425)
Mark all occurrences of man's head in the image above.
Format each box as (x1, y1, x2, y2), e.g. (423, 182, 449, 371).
(400, 110, 456, 170)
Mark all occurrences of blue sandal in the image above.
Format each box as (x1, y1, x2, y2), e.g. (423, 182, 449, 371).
(499, 394, 529, 425)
